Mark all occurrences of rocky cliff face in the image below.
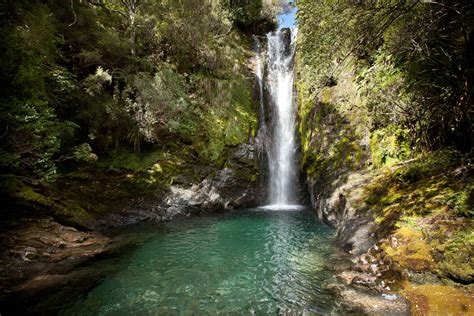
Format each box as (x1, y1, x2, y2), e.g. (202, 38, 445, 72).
(296, 66, 373, 253)
(296, 48, 473, 314)
(162, 141, 266, 215)
(92, 151, 264, 229)
(318, 171, 377, 255)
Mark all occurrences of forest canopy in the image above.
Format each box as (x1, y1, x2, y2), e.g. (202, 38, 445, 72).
(297, 0, 473, 153)
(0, 0, 278, 181)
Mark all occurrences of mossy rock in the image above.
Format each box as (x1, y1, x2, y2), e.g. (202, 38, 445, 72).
(382, 226, 435, 272)
(0, 175, 95, 228)
(370, 126, 411, 169)
(434, 229, 474, 283)
(403, 283, 474, 315)
(51, 202, 94, 228)
(0, 175, 53, 208)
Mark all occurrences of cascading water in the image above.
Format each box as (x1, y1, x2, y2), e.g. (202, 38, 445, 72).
(265, 28, 298, 207)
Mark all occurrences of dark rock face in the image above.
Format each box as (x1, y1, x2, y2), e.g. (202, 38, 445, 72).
(0, 216, 111, 311)
(307, 170, 377, 256)
(161, 141, 266, 215)
(235, 17, 276, 36)
(280, 28, 292, 57)
(94, 140, 266, 229)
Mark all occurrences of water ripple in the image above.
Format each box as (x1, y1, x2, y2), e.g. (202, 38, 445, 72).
(60, 208, 339, 315)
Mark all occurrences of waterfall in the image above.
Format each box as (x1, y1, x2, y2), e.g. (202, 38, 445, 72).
(264, 28, 298, 207)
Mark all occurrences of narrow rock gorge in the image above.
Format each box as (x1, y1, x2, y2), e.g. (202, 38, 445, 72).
(0, 1, 472, 315)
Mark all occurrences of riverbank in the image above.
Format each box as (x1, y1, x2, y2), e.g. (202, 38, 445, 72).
(0, 2, 274, 307)
(0, 141, 265, 310)
(295, 5, 473, 310)
(311, 149, 474, 314)
(2, 148, 472, 315)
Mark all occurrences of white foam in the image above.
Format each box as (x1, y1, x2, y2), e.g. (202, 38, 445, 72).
(258, 204, 304, 211)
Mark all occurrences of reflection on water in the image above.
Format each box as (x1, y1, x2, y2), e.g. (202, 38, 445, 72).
(55, 208, 339, 315)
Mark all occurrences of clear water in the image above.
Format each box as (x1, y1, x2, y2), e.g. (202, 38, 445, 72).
(56, 208, 338, 315)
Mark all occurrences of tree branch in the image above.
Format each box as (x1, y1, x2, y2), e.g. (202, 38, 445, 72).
(87, 0, 128, 18)
(68, 0, 77, 26)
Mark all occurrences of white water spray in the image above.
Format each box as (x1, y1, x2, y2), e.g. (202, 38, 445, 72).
(266, 28, 298, 207)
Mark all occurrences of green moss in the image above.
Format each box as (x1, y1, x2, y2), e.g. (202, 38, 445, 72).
(361, 150, 473, 283)
(231, 165, 259, 182)
(403, 284, 474, 315)
(398, 216, 422, 232)
(193, 74, 257, 163)
(382, 226, 435, 271)
(299, 99, 365, 180)
(61, 171, 93, 180)
(297, 63, 370, 195)
(0, 175, 53, 207)
(446, 187, 474, 218)
(53, 203, 93, 225)
(96, 149, 166, 172)
(17, 186, 54, 207)
(435, 229, 474, 282)
(380, 191, 404, 205)
(365, 149, 470, 220)
(0, 175, 95, 226)
(370, 126, 411, 169)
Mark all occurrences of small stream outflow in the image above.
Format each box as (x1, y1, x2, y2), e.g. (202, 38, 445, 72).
(256, 28, 298, 206)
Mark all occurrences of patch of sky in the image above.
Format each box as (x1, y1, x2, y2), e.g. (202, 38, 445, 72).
(278, 1, 297, 29)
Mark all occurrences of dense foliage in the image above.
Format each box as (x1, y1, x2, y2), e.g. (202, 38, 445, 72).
(297, 0, 473, 153)
(0, 0, 276, 181)
(223, 0, 278, 33)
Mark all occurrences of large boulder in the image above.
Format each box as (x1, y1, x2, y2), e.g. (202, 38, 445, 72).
(309, 170, 377, 255)
(162, 142, 266, 216)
